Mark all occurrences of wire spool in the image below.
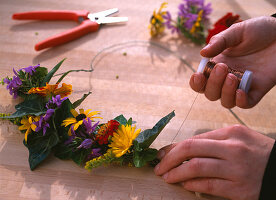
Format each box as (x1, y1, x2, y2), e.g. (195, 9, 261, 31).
(197, 57, 253, 93)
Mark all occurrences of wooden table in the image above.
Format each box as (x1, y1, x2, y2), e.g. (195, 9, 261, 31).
(1, 0, 275, 199)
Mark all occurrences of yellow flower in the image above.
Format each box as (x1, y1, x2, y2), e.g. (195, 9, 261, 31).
(108, 124, 141, 158)
(61, 108, 102, 136)
(149, 2, 168, 37)
(18, 116, 40, 142)
(28, 82, 72, 98)
(190, 10, 203, 34)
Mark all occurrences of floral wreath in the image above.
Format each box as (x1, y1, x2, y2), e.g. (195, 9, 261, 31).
(0, 59, 175, 170)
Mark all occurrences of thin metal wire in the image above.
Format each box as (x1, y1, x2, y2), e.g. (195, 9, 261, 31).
(55, 40, 247, 141)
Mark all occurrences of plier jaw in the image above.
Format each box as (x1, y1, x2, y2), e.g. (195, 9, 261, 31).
(12, 8, 128, 51)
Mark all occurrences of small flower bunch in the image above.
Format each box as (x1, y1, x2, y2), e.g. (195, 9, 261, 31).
(206, 12, 241, 43)
(164, 0, 212, 44)
(1, 60, 175, 170)
(149, 2, 168, 37)
(150, 0, 212, 44)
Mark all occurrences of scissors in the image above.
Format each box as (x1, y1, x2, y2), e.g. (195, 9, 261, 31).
(12, 8, 128, 51)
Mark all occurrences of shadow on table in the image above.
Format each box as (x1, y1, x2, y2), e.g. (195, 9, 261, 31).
(148, 36, 202, 74)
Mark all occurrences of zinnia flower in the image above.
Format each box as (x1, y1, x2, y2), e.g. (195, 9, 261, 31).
(61, 109, 102, 136)
(96, 120, 120, 145)
(108, 124, 141, 158)
(28, 82, 72, 98)
(149, 2, 168, 37)
(18, 116, 40, 142)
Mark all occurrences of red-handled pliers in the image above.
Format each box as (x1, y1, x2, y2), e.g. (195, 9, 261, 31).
(12, 8, 128, 51)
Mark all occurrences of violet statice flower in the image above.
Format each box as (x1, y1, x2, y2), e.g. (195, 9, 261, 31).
(83, 118, 99, 136)
(34, 109, 54, 135)
(77, 138, 94, 149)
(163, 12, 180, 34)
(3, 68, 22, 98)
(20, 64, 40, 76)
(86, 148, 102, 160)
(46, 95, 68, 109)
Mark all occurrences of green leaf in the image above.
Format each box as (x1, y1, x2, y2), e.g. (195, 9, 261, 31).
(53, 99, 73, 141)
(31, 67, 48, 85)
(114, 115, 127, 125)
(40, 58, 66, 86)
(56, 69, 93, 84)
(135, 111, 175, 149)
(133, 146, 158, 168)
(24, 119, 59, 170)
(2, 96, 47, 119)
(71, 149, 90, 165)
(126, 118, 132, 126)
(72, 92, 91, 109)
(54, 143, 73, 160)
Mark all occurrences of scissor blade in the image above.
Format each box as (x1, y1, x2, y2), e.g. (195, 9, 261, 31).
(89, 8, 118, 18)
(96, 17, 128, 24)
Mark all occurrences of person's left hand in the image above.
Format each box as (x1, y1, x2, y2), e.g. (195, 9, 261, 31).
(154, 125, 275, 200)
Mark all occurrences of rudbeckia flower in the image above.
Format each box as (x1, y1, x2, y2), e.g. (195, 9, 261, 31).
(109, 124, 141, 158)
(28, 82, 72, 98)
(61, 108, 102, 136)
(149, 2, 168, 37)
(18, 116, 40, 142)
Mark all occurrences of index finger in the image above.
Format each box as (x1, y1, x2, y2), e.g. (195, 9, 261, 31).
(154, 138, 228, 176)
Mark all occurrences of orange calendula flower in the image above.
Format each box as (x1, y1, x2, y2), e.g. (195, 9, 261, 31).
(28, 83, 72, 98)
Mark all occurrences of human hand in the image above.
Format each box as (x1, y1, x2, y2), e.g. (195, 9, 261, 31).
(154, 125, 275, 200)
(190, 16, 276, 108)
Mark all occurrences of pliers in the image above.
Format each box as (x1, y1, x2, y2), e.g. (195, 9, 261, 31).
(12, 8, 128, 51)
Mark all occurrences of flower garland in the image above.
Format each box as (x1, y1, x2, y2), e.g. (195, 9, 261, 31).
(0, 59, 175, 170)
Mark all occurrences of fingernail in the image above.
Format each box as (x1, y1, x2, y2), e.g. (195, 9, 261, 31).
(193, 75, 201, 84)
(157, 150, 165, 160)
(202, 44, 210, 50)
(162, 172, 168, 180)
(215, 65, 226, 76)
(154, 163, 160, 173)
(226, 74, 234, 86)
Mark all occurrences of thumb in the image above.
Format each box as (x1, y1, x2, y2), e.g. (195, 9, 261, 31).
(200, 23, 244, 57)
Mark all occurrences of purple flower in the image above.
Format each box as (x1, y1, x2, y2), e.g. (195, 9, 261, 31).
(34, 109, 54, 135)
(3, 69, 23, 98)
(46, 95, 68, 109)
(177, 0, 212, 30)
(77, 139, 94, 149)
(19, 64, 40, 76)
(83, 118, 99, 136)
(163, 12, 180, 34)
(86, 148, 102, 160)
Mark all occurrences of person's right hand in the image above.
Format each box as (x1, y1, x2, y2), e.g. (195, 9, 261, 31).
(190, 16, 276, 109)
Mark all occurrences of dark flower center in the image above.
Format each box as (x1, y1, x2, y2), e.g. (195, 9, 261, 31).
(76, 114, 87, 121)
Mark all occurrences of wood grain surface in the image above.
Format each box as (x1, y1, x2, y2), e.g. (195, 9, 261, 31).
(0, 0, 275, 199)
